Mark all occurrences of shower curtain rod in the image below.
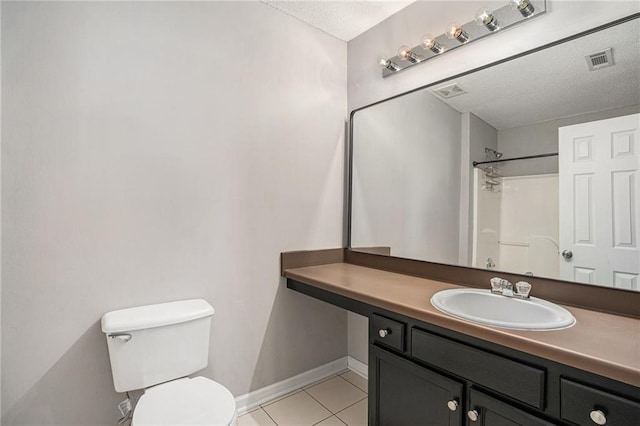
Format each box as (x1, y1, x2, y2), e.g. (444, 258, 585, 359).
(473, 152, 558, 167)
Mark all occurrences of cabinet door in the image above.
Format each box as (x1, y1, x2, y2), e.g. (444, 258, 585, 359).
(370, 345, 463, 426)
(468, 389, 555, 426)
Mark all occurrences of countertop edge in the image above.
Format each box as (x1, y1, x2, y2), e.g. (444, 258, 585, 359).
(284, 265, 640, 388)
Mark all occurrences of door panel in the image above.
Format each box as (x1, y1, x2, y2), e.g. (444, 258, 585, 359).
(559, 113, 640, 288)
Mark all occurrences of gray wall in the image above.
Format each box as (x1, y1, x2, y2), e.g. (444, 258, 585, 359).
(459, 113, 498, 266)
(351, 90, 461, 262)
(497, 105, 640, 159)
(1, 2, 347, 424)
(345, 0, 640, 367)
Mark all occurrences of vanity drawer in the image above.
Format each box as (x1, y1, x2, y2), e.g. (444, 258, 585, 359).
(411, 328, 545, 409)
(560, 378, 640, 425)
(371, 313, 406, 352)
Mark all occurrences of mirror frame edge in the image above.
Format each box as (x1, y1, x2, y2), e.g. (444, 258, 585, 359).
(345, 13, 640, 317)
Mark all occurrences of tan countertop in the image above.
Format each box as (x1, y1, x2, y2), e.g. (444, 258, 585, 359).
(285, 262, 640, 388)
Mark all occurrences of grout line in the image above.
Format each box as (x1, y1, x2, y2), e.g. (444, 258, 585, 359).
(304, 376, 367, 415)
(302, 373, 338, 390)
(334, 395, 368, 418)
(261, 407, 279, 426)
(260, 389, 302, 408)
(337, 374, 355, 386)
(311, 413, 337, 426)
(336, 374, 368, 395)
(338, 372, 368, 394)
(303, 389, 337, 415)
(254, 375, 367, 425)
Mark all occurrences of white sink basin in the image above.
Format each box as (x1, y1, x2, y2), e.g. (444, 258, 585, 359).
(431, 289, 576, 331)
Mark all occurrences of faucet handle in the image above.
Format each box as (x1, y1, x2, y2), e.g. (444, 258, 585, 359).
(490, 277, 503, 293)
(515, 281, 532, 299)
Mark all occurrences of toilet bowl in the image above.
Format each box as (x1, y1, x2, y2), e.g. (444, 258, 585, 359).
(133, 377, 236, 426)
(102, 299, 236, 426)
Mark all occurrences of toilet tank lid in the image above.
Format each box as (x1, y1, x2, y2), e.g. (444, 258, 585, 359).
(101, 299, 214, 333)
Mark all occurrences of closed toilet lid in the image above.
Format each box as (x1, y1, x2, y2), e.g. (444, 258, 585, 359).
(133, 377, 236, 426)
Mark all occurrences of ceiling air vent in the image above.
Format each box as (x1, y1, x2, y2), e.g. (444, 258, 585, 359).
(433, 83, 467, 99)
(585, 48, 614, 71)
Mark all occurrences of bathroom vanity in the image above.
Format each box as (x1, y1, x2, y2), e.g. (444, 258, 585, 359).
(281, 250, 640, 426)
(290, 13, 640, 426)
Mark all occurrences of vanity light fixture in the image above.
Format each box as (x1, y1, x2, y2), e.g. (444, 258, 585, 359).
(446, 23, 470, 44)
(397, 45, 422, 63)
(475, 7, 499, 32)
(421, 34, 444, 54)
(511, 0, 535, 18)
(378, 0, 546, 77)
(378, 57, 400, 72)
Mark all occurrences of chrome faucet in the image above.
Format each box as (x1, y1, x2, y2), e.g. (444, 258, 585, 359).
(486, 257, 496, 270)
(490, 277, 532, 299)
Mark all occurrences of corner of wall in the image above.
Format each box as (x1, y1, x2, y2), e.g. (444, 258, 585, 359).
(1, 0, 4, 416)
(347, 312, 368, 365)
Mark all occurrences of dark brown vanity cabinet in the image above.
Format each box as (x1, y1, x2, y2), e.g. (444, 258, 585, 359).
(367, 314, 640, 426)
(468, 390, 555, 426)
(284, 277, 640, 426)
(369, 342, 558, 426)
(560, 379, 640, 426)
(370, 344, 464, 426)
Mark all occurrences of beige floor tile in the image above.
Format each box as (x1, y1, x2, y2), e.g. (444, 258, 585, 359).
(305, 376, 367, 414)
(237, 408, 277, 426)
(336, 398, 368, 426)
(262, 390, 332, 425)
(339, 371, 368, 393)
(314, 416, 347, 426)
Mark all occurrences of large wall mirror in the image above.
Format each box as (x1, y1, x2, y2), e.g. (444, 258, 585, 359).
(350, 16, 639, 291)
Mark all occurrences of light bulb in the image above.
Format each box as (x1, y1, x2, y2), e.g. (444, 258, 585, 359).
(510, 0, 535, 17)
(475, 7, 499, 31)
(445, 23, 469, 44)
(421, 34, 443, 54)
(397, 45, 420, 63)
(378, 57, 400, 71)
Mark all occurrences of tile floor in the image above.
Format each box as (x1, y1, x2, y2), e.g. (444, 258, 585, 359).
(238, 370, 368, 426)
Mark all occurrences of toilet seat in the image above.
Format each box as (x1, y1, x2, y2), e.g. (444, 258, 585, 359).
(133, 376, 236, 426)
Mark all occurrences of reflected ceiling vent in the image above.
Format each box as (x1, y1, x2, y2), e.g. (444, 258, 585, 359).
(585, 48, 614, 71)
(433, 83, 467, 99)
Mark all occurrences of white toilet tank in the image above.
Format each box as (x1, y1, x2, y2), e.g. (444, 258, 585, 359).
(101, 299, 215, 393)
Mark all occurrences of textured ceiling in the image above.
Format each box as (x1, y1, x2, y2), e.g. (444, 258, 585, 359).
(261, 0, 416, 41)
(431, 19, 640, 130)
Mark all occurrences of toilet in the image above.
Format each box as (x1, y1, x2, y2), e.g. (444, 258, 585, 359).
(101, 299, 237, 425)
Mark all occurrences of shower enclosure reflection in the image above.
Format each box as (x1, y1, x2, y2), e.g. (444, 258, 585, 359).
(472, 154, 560, 280)
(350, 17, 640, 291)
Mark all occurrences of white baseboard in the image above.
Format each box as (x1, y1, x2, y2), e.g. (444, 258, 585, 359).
(235, 357, 348, 416)
(347, 356, 368, 379)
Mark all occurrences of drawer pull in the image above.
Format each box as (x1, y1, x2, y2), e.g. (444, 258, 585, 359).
(447, 399, 458, 411)
(589, 410, 607, 425)
(378, 329, 390, 338)
(467, 409, 479, 422)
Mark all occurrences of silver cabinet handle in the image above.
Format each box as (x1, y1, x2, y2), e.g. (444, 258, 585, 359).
(447, 400, 458, 411)
(589, 410, 607, 425)
(562, 250, 573, 260)
(378, 329, 389, 338)
(467, 410, 479, 422)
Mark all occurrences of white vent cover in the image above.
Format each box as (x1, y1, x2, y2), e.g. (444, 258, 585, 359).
(585, 48, 614, 71)
(433, 83, 468, 99)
